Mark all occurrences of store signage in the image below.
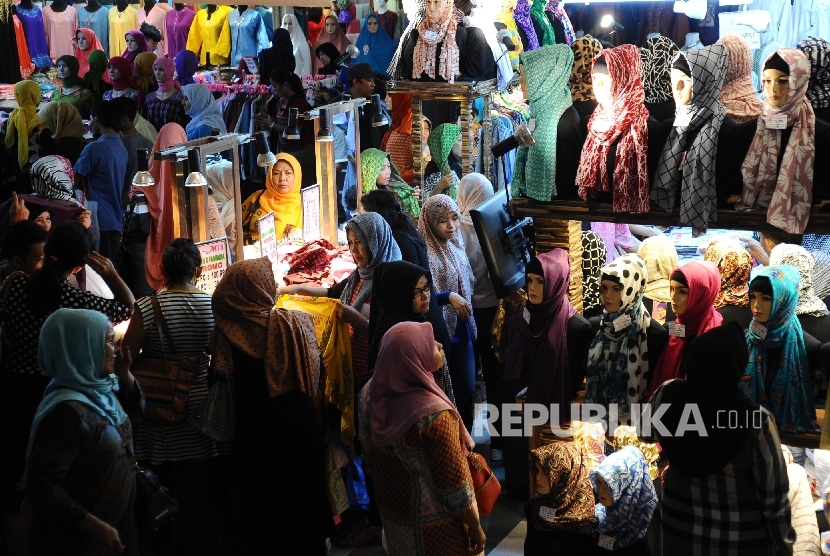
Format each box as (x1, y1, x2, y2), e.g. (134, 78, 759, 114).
(718, 12, 761, 49)
(303, 184, 321, 243)
(257, 211, 278, 262)
(195, 237, 230, 295)
(242, 56, 259, 75)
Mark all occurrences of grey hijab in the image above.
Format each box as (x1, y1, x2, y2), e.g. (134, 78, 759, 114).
(341, 212, 402, 311)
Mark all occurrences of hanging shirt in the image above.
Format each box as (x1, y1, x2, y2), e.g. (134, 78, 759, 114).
(77, 5, 110, 57)
(107, 5, 136, 59)
(186, 6, 232, 66)
(15, 5, 52, 68)
(165, 6, 195, 59)
(136, 4, 168, 58)
(228, 8, 269, 66)
(43, 5, 78, 63)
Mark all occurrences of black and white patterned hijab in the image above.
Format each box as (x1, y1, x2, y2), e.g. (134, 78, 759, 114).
(797, 37, 830, 110)
(581, 231, 607, 313)
(640, 36, 680, 104)
(651, 45, 728, 237)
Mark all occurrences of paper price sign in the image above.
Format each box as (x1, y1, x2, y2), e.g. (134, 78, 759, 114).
(718, 12, 761, 49)
(257, 211, 278, 262)
(303, 184, 321, 243)
(195, 237, 230, 295)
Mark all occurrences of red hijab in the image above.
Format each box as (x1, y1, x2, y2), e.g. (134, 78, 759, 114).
(107, 56, 133, 91)
(648, 261, 723, 398)
(73, 28, 104, 78)
(381, 93, 414, 183)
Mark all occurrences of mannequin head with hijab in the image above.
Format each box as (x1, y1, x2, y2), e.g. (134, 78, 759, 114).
(762, 53, 790, 108)
(671, 54, 693, 106)
(592, 55, 613, 109)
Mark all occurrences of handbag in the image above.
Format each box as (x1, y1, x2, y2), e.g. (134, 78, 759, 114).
(187, 368, 236, 442)
(467, 451, 501, 516)
(134, 464, 179, 531)
(131, 296, 209, 424)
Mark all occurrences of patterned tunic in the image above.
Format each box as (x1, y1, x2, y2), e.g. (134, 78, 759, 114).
(144, 90, 189, 132)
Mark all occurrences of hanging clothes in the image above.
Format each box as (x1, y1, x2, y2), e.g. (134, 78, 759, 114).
(16, 5, 52, 68)
(76, 5, 110, 58)
(640, 36, 679, 106)
(11, 13, 29, 81)
(43, 5, 77, 63)
(186, 6, 232, 66)
(164, 6, 194, 60)
(136, 3, 168, 58)
(796, 37, 830, 118)
(107, 4, 136, 60)
(230, 8, 269, 67)
(546, 0, 575, 45)
(529, 0, 555, 47)
(513, 0, 539, 51)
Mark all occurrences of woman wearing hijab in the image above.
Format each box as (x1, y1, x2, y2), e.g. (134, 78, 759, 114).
(796, 36, 830, 123)
(360, 148, 420, 219)
(354, 14, 395, 77)
(72, 28, 105, 78)
(3, 80, 45, 178)
(524, 443, 596, 554)
(312, 15, 351, 74)
(585, 254, 667, 428)
(581, 230, 607, 320)
(651, 323, 795, 554)
(212, 258, 332, 553)
(281, 14, 311, 77)
(144, 57, 188, 132)
(174, 50, 199, 87)
(181, 83, 227, 140)
(51, 55, 96, 120)
(131, 51, 157, 97)
(315, 42, 341, 75)
(364, 321, 485, 555)
(640, 36, 679, 122)
(283, 212, 402, 380)
(380, 93, 414, 184)
(717, 34, 765, 124)
(82, 50, 112, 102)
(122, 29, 149, 71)
(636, 234, 678, 325)
(590, 446, 657, 554)
(103, 56, 140, 104)
(424, 122, 462, 199)
(648, 261, 722, 397)
(240, 152, 303, 244)
(703, 240, 754, 329)
(512, 44, 578, 202)
(576, 45, 653, 214)
(568, 35, 602, 119)
(23, 309, 143, 556)
(769, 243, 830, 343)
(37, 102, 87, 165)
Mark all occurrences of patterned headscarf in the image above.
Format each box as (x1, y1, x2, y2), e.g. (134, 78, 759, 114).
(797, 37, 830, 110)
(546, 0, 575, 45)
(569, 36, 602, 102)
(637, 235, 678, 304)
(4, 80, 43, 168)
(737, 49, 815, 235)
(38, 102, 85, 141)
(590, 446, 657, 549)
(529, 0, 555, 47)
(29, 156, 82, 206)
(360, 148, 420, 218)
(496, 4, 524, 71)
(512, 44, 573, 201)
(418, 195, 476, 339)
(577, 45, 650, 214)
(389, 0, 425, 79)
(743, 265, 817, 433)
(769, 243, 830, 317)
(457, 172, 494, 227)
(581, 231, 606, 313)
(585, 254, 652, 418)
(342, 212, 402, 311)
(640, 36, 679, 104)
(513, 0, 538, 51)
(528, 443, 597, 535)
(652, 46, 728, 236)
(427, 123, 462, 198)
(703, 240, 752, 309)
(717, 34, 764, 124)
(412, 0, 459, 82)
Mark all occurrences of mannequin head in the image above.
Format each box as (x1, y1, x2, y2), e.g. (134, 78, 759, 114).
(592, 56, 612, 109)
(56, 59, 72, 81)
(425, 0, 451, 26)
(762, 53, 790, 108)
(534, 462, 551, 495)
(671, 54, 693, 106)
(282, 15, 293, 33)
(526, 273, 545, 304)
(325, 15, 338, 35)
(749, 277, 773, 323)
(669, 279, 689, 315)
(153, 63, 167, 84)
(376, 0, 388, 11)
(600, 279, 622, 313)
(366, 15, 379, 34)
(125, 33, 139, 52)
(75, 31, 89, 51)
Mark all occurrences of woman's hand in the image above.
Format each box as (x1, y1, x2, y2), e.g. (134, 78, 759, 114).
(335, 302, 368, 329)
(432, 174, 455, 196)
(413, 186, 422, 200)
(448, 292, 471, 320)
(84, 252, 118, 281)
(81, 514, 124, 555)
(114, 341, 132, 383)
(76, 210, 92, 230)
(9, 191, 28, 223)
(739, 236, 769, 265)
(467, 523, 485, 554)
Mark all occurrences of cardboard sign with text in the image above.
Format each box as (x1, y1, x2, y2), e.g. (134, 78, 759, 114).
(303, 184, 321, 243)
(195, 237, 230, 295)
(257, 211, 278, 261)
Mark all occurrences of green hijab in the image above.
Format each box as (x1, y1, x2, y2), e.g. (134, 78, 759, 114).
(57, 55, 81, 89)
(361, 148, 421, 219)
(427, 122, 462, 174)
(83, 50, 108, 99)
(530, 0, 556, 47)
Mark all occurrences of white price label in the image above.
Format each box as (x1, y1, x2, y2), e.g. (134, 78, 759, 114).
(598, 534, 616, 550)
(613, 314, 631, 332)
(423, 30, 439, 41)
(674, 112, 693, 127)
(528, 118, 536, 132)
(668, 323, 686, 338)
(765, 115, 788, 130)
(750, 320, 768, 339)
(523, 307, 531, 324)
(718, 11, 762, 49)
(539, 506, 556, 522)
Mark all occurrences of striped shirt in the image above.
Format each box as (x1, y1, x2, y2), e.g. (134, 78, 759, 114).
(132, 291, 227, 464)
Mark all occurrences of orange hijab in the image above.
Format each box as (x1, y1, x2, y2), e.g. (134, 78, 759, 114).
(73, 28, 105, 78)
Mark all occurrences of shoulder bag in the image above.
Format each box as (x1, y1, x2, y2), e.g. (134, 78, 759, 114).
(468, 451, 501, 516)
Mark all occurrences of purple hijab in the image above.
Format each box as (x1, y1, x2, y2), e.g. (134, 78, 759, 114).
(175, 50, 199, 86)
(505, 249, 576, 408)
(122, 30, 149, 68)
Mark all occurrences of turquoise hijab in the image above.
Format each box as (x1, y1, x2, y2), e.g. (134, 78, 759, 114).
(25, 309, 127, 468)
(742, 265, 817, 433)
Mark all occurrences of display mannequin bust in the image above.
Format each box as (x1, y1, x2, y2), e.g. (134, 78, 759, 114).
(374, 0, 398, 39)
(682, 32, 702, 51)
(18, 0, 33, 9)
(237, 4, 248, 13)
(86, 0, 102, 13)
(116, 0, 128, 13)
(376, 0, 388, 14)
(206, 3, 217, 16)
(143, 0, 155, 16)
(174, 3, 186, 10)
(51, 0, 67, 12)
(400, 0, 466, 82)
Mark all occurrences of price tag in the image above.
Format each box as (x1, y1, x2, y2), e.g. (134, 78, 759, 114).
(523, 307, 531, 324)
(613, 314, 631, 332)
(423, 30, 439, 41)
(598, 534, 616, 550)
(765, 115, 788, 130)
(194, 237, 230, 295)
(539, 506, 556, 522)
(302, 185, 320, 243)
(668, 323, 686, 337)
(528, 118, 536, 132)
(362, 45, 370, 55)
(750, 320, 768, 340)
(674, 112, 693, 127)
(257, 212, 278, 262)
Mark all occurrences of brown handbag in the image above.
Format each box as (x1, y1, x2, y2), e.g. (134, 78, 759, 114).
(467, 451, 501, 516)
(131, 296, 208, 424)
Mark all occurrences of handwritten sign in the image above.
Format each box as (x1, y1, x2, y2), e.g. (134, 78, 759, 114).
(303, 184, 321, 243)
(718, 12, 761, 49)
(242, 56, 259, 75)
(195, 237, 229, 295)
(257, 211, 278, 262)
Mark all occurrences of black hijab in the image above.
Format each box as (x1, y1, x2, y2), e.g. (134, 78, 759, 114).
(651, 321, 759, 477)
(315, 42, 342, 75)
(259, 28, 296, 83)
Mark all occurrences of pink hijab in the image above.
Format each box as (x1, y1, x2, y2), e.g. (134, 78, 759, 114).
(122, 29, 149, 70)
(369, 321, 474, 450)
(153, 57, 179, 93)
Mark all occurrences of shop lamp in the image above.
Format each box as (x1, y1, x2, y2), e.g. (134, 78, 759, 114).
(490, 123, 535, 158)
(283, 107, 301, 140)
(316, 108, 334, 142)
(600, 15, 624, 32)
(184, 150, 208, 187)
(371, 94, 389, 127)
(131, 148, 154, 187)
(255, 132, 277, 167)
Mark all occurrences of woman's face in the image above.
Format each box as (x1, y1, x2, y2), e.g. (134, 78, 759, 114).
(526, 272, 545, 305)
(596, 475, 613, 508)
(421, 119, 430, 144)
(451, 135, 462, 159)
(412, 275, 430, 314)
(325, 18, 337, 35)
(102, 322, 117, 376)
(271, 160, 295, 194)
(276, 82, 292, 98)
(153, 65, 167, 83)
(347, 229, 369, 268)
(57, 60, 71, 80)
(33, 211, 52, 232)
(108, 65, 121, 81)
(432, 340, 444, 372)
(318, 51, 331, 66)
(534, 462, 551, 495)
(367, 17, 379, 33)
(601, 279, 623, 313)
(376, 159, 392, 187)
(282, 16, 294, 33)
(182, 95, 191, 112)
(670, 279, 689, 316)
(762, 68, 789, 108)
(433, 211, 459, 240)
(126, 34, 139, 52)
(75, 32, 89, 50)
(592, 71, 613, 109)
(750, 291, 773, 323)
(146, 37, 158, 52)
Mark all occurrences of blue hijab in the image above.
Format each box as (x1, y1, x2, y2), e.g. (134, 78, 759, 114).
(590, 446, 657, 549)
(25, 309, 127, 470)
(354, 14, 396, 77)
(743, 264, 817, 433)
(182, 83, 228, 139)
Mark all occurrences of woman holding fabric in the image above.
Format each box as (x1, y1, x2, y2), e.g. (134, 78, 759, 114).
(72, 28, 104, 79)
(212, 258, 332, 554)
(282, 14, 312, 77)
(360, 148, 420, 219)
(103, 57, 140, 104)
(82, 50, 112, 102)
(311, 15, 351, 75)
(240, 152, 303, 245)
(181, 83, 227, 140)
(23, 308, 144, 556)
(174, 50, 199, 87)
(636, 234, 678, 325)
(51, 55, 96, 119)
(37, 102, 87, 165)
(424, 122, 462, 199)
(122, 29, 150, 72)
(353, 14, 395, 77)
(703, 240, 754, 330)
(144, 57, 188, 132)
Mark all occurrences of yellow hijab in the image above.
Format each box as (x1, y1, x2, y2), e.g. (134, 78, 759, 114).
(637, 234, 678, 303)
(133, 52, 158, 95)
(5, 81, 44, 167)
(258, 152, 303, 240)
(38, 102, 86, 141)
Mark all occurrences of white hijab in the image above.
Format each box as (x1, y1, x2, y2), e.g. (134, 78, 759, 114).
(283, 14, 312, 77)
